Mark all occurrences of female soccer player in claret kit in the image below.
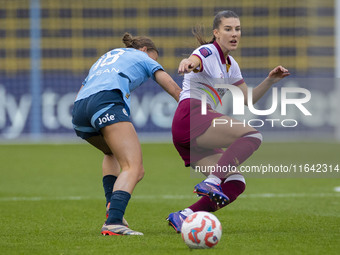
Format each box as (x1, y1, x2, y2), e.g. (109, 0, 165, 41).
(72, 33, 181, 236)
(167, 10, 290, 232)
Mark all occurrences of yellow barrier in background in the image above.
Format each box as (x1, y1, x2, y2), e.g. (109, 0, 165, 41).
(0, 0, 334, 76)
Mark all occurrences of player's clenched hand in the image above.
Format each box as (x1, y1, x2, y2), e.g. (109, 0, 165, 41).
(268, 65, 290, 83)
(178, 58, 196, 74)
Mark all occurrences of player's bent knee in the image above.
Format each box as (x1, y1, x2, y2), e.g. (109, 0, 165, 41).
(136, 165, 145, 182)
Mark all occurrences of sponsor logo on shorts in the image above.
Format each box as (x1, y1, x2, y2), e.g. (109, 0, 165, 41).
(98, 113, 115, 125)
(122, 108, 128, 117)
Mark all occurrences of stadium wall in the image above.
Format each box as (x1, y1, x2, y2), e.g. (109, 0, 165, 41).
(0, 0, 338, 142)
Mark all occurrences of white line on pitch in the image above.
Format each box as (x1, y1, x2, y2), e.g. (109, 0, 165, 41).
(0, 193, 339, 202)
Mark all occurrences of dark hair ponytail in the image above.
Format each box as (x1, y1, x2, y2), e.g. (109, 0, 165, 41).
(122, 33, 134, 48)
(122, 32, 159, 54)
(193, 10, 239, 45)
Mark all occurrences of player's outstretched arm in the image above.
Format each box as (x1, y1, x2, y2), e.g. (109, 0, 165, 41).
(241, 65, 290, 105)
(154, 70, 182, 102)
(178, 55, 201, 74)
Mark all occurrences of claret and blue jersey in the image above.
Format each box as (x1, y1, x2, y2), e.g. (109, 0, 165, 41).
(76, 48, 164, 113)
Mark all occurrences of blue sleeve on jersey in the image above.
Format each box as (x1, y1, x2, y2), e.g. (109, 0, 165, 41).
(150, 65, 164, 81)
(140, 54, 164, 81)
(144, 57, 164, 80)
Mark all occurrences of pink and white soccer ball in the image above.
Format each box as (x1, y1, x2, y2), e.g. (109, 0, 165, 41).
(181, 211, 222, 249)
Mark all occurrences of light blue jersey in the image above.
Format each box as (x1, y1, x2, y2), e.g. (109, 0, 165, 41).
(76, 48, 163, 112)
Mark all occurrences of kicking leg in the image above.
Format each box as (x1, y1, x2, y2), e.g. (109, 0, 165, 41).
(193, 116, 262, 199)
(167, 154, 246, 233)
(167, 115, 261, 233)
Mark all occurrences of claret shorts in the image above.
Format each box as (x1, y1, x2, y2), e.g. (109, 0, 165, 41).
(172, 98, 224, 167)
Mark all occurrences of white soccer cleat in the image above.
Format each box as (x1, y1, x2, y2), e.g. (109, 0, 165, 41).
(101, 224, 144, 236)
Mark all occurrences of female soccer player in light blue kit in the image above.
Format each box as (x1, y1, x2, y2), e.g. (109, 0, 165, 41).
(72, 33, 181, 235)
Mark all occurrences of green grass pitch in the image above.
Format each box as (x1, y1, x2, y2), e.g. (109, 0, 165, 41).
(0, 142, 339, 254)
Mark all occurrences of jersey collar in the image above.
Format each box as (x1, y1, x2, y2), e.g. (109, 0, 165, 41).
(213, 41, 231, 66)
